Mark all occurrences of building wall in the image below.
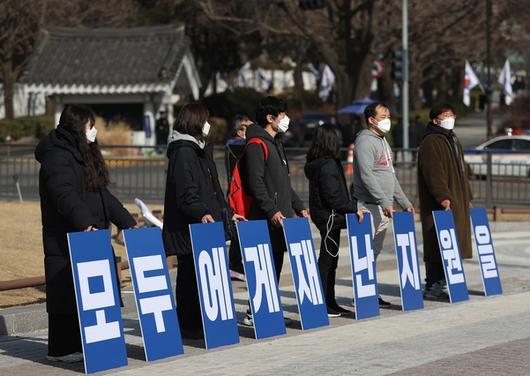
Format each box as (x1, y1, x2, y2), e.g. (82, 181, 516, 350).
(0, 84, 46, 119)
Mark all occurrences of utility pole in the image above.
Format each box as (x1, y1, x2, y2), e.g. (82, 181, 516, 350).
(402, 0, 410, 150)
(486, 0, 493, 139)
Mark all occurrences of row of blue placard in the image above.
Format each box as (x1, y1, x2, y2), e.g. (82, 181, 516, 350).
(67, 207, 501, 373)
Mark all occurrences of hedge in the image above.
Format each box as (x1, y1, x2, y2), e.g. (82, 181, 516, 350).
(0, 115, 55, 142)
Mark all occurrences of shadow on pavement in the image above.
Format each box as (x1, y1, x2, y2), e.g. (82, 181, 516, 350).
(0, 335, 84, 373)
(125, 343, 146, 361)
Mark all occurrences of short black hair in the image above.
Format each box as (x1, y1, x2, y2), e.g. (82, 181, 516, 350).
(255, 96, 287, 127)
(364, 102, 389, 125)
(429, 103, 455, 120)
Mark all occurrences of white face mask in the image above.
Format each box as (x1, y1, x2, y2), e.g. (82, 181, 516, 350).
(375, 118, 391, 133)
(86, 126, 97, 143)
(439, 117, 455, 130)
(202, 121, 211, 137)
(278, 115, 290, 133)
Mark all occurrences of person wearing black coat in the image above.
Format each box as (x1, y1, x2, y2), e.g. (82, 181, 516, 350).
(304, 123, 362, 317)
(35, 105, 135, 362)
(240, 97, 307, 282)
(162, 103, 244, 339)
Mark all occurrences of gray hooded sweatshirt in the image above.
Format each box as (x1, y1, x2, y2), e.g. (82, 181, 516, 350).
(352, 128, 412, 210)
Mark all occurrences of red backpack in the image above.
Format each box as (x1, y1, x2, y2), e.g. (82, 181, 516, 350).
(228, 138, 269, 218)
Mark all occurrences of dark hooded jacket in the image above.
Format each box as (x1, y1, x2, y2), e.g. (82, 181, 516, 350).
(418, 123, 473, 262)
(240, 124, 305, 221)
(305, 157, 356, 230)
(162, 133, 231, 257)
(35, 127, 135, 314)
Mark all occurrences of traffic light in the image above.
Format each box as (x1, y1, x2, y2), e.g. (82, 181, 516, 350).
(299, 0, 327, 10)
(391, 49, 403, 81)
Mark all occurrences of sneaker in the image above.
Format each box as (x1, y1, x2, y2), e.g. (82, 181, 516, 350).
(242, 312, 293, 326)
(230, 269, 246, 282)
(241, 312, 253, 327)
(327, 306, 341, 318)
(378, 296, 391, 307)
(332, 304, 353, 315)
(46, 352, 83, 363)
(424, 281, 450, 300)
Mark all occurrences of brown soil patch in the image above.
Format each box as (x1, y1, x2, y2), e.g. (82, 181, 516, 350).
(0, 201, 162, 308)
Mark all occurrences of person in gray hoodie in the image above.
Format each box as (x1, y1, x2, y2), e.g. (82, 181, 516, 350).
(352, 102, 414, 306)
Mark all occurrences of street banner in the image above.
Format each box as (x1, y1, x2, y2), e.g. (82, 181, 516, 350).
(432, 210, 469, 303)
(236, 220, 286, 339)
(189, 222, 239, 349)
(283, 218, 329, 330)
(470, 208, 503, 296)
(392, 212, 424, 311)
(123, 228, 184, 361)
(346, 213, 380, 319)
(67, 230, 127, 374)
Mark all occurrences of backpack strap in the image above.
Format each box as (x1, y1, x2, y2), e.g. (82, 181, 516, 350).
(246, 137, 269, 160)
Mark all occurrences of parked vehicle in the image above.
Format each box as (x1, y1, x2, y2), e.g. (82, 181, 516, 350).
(464, 135, 530, 177)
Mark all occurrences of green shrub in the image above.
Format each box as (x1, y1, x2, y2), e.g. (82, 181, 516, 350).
(0, 115, 54, 142)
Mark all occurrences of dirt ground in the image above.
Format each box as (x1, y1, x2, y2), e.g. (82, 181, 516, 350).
(0, 201, 163, 308)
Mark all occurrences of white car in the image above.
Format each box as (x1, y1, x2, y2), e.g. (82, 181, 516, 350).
(464, 135, 530, 177)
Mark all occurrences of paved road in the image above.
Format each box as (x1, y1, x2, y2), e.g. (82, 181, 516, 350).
(1, 225, 530, 375)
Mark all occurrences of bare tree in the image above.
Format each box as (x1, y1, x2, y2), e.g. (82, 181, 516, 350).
(193, 0, 525, 109)
(194, 0, 396, 107)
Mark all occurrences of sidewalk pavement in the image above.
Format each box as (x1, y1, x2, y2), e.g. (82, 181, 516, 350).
(1, 225, 530, 375)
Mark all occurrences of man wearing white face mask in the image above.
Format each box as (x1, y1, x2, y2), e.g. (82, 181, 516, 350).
(352, 102, 414, 307)
(418, 104, 473, 300)
(240, 96, 308, 326)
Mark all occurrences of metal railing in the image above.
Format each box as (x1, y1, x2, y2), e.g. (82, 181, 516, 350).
(1, 144, 530, 207)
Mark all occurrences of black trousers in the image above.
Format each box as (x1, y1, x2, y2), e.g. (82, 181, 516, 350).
(228, 228, 244, 274)
(176, 254, 203, 333)
(425, 256, 446, 287)
(269, 224, 287, 283)
(317, 227, 341, 307)
(48, 313, 82, 356)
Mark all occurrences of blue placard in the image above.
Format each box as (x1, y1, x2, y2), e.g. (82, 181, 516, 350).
(470, 208, 503, 296)
(189, 222, 239, 349)
(236, 220, 286, 339)
(392, 212, 424, 311)
(67, 230, 127, 374)
(122, 228, 184, 361)
(432, 210, 469, 303)
(283, 218, 329, 330)
(346, 213, 380, 320)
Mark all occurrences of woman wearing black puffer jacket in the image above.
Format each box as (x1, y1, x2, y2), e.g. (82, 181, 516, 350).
(162, 103, 245, 340)
(304, 123, 363, 317)
(35, 105, 135, 363)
